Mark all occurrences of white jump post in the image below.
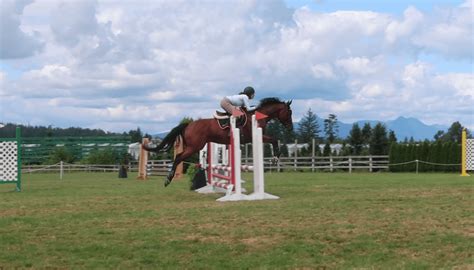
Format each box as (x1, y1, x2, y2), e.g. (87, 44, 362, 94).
(247, 114, 279, 200)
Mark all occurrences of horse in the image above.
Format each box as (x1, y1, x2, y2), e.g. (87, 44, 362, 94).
(143, 97, 293, 187)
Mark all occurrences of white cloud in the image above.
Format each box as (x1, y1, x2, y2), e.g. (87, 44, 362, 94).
(336, 57, 381, 76)
(0, 0, 472, 133)
(385, 6, 424, 44)
(311, 64, 335, 79)
(0, 0, 43, 58)
(50, 0, 99, 47)
(413, 2, 473, 59)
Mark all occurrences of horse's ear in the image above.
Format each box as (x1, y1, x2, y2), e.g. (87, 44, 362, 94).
(286, 100, 292, 106)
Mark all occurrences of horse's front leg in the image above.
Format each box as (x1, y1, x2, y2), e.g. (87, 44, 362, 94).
(262, 135, 280, 164)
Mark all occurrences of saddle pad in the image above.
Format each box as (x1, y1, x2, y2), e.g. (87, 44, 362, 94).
(216, 114, 247, 130)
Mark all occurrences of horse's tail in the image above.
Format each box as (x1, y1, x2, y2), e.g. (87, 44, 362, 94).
(143, 123, 189, 152)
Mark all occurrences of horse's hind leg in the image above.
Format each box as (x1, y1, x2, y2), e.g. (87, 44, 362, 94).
(165, 149, 195, 187)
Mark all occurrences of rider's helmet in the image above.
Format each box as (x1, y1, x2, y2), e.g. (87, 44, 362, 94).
(242, 86, 255, 98)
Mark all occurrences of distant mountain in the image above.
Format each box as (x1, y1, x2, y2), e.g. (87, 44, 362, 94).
(325, 116, 447, 141)
(154, 116, 449, 141)
(154, 131, 170, 139)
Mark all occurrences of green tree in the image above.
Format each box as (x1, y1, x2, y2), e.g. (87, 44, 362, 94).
(433, 142, 444, 172)
(407, 144, 416, 171)
(388, 142, 399, 172)
(348, 123, 363, 155)
(340, 142, 351, 156)
(445, 121, 464, 143)
(280, 143, 289, 157)
(361, 123, 372, 145)
(369, 123, 389, 155)
(419, 141, 430, 172)
(323, 143, 331, 156)
(324, 114, 339, 144)
(47, 147, 75, 164)
(83, 148, 122, 164)
(264, 144, 273, 157)
(129, 127, 144, 143)
(298, 108, 321, 144)
(388, 130, 397, 144)
(180, 117, 194, 124)
(434, 121, 470, 143)
(266, 120, 295, 143)
(433, 130, 445, 141)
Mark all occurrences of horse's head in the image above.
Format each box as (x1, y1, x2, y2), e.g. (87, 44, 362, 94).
(257, 98, 293, 130)
(280, 100, 293, 131)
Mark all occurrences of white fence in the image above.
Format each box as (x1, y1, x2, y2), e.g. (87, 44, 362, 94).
(22, 160, 173, 175)
(249, 155, 389, 172)
(21, 156, 389, 175)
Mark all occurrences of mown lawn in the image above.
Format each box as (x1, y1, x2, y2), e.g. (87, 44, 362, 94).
(0, 172, 472, 269)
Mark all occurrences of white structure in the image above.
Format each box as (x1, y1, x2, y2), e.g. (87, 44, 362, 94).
(128, 142, 141, 159)
(129, 139, 162, 160)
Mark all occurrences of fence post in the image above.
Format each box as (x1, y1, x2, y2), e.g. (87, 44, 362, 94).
(349, 157, 352, 173)
(330, 156, 333, 172)
(245, 143, 249, 160)
(294, 139, 298, 172)
(60, 161, 64, 180)
(416, 159, 419, 174)
(277, 140, 281, 173)
(369, 156, 373, 172)
(312, 138, 315, 172)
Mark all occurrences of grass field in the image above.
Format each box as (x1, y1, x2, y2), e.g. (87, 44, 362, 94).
(0, 172, 472, 269)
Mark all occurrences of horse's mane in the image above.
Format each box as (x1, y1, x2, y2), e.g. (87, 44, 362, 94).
(256, 97, 284, 109)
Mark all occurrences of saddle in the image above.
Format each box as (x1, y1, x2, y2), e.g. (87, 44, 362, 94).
(213, 109, 247, 129)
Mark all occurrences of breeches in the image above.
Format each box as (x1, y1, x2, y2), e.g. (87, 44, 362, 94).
(220, 98, 237, 114)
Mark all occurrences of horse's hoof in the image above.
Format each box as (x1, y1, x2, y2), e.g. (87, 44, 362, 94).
(164, 178, 171, 187)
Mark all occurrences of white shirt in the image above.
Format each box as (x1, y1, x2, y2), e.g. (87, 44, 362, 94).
(225, 94, 254, 110)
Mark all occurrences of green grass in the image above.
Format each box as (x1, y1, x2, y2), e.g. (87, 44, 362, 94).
(0, 172, 472, 269)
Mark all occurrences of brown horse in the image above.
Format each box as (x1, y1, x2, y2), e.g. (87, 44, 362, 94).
(143, 97, 293, 187)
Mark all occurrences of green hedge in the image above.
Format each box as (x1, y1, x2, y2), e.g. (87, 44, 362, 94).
(389, 142, 461, 172)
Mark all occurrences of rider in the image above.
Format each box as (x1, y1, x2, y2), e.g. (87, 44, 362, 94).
(220, 86, 256, 115)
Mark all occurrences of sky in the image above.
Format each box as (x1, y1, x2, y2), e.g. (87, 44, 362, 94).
(0, 0, 473, 134)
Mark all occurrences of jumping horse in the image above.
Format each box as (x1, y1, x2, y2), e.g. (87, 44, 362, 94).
(143, 97, 293, 187)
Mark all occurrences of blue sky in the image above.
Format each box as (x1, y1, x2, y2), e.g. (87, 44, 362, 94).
(285, 0, 465, 14)
(1, 0, 473, 133)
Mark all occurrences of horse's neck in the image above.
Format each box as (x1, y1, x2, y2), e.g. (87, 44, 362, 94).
(259, 105, 281, 119)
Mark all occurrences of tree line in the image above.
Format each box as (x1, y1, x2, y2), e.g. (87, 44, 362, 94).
(267, 109, 472, 156)
(265, 109, 398, 156)
(0, 123, 150, 143)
